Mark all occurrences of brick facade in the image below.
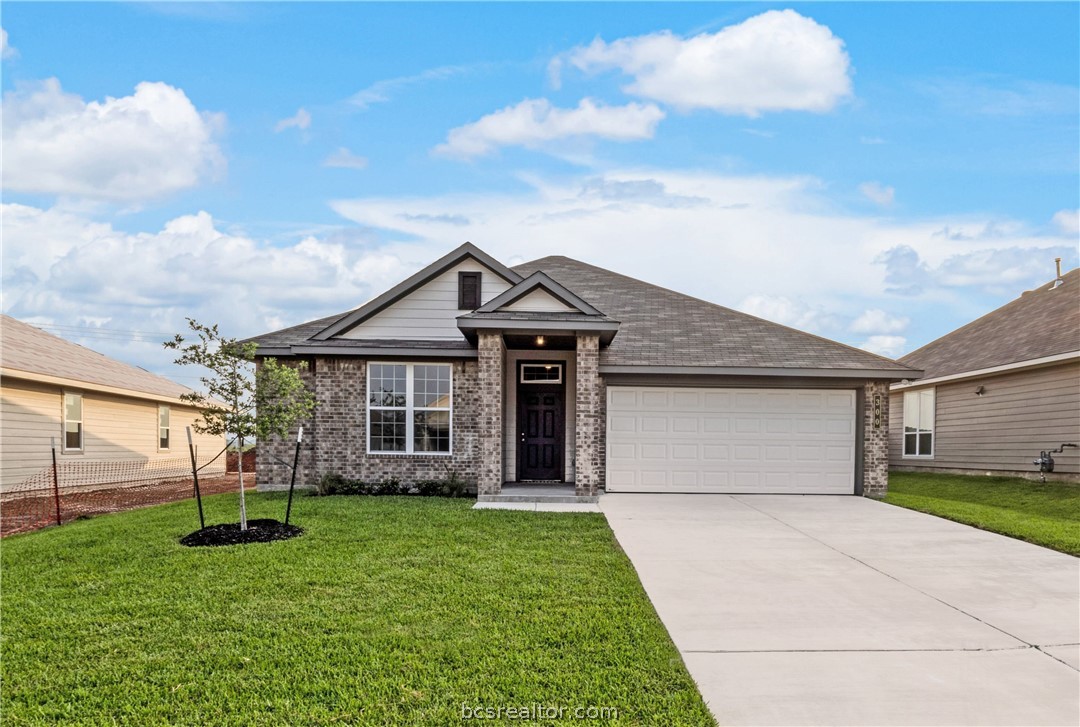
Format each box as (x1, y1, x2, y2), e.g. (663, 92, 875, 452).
(574, 335, 604, 496)
(255, 358, 316, 491)
(256, 356, 482, 490)
(257, 351, 889, 499)
(476, 333, 505, 495)
(862, 380, 890, 498)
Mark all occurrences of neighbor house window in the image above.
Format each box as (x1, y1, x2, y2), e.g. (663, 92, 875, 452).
(159, 405, 170, 450)
(63, 392, 83, 452)
(903, 389, 935, 457)
(368, 363, 452, 454)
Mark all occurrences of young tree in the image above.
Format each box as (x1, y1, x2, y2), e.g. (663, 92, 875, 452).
(165, 319, 315, 530)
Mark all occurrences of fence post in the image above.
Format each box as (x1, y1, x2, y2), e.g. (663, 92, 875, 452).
(187, 427, 205, 530)
(50, 437, 62, 526)
(285, 426, 303, 525)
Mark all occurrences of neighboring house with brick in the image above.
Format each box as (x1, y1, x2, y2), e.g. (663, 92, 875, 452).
(890, 266, 1080, 479)
(0, 315, 225, 490)
(248, 243, 920, 498)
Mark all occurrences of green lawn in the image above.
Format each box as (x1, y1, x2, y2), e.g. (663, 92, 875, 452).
(1, 493, 714, 726)
(886, 471, 1080, 555)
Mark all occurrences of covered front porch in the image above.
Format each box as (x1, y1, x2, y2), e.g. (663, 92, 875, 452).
(474, 483, 602, 511)
(473, 330, 606, 498)
(457, 269, 619, 498)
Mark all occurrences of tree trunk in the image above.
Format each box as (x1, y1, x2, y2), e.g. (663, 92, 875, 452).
(237, 435, 248, 531)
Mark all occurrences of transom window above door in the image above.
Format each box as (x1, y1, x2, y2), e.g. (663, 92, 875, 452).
(520, 363, 563, 384)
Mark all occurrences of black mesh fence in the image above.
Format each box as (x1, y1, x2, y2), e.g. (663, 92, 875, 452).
(1, 454, 252, 537)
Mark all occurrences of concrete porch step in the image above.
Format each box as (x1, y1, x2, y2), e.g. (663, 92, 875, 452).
(477, 484, 600, 504)
(477, 493, 599, 504)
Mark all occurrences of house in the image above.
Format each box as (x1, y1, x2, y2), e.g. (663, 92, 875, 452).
(0, 315, 226, 490)
(248, 243, 920, 498)
(890, 265, 1080, 479)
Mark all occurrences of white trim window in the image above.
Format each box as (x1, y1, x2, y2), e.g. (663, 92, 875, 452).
(63, 392, 83, 452)
(368, 363, 452, 454)
(903, 389, 935, 457)
(158, 405, 171, 451)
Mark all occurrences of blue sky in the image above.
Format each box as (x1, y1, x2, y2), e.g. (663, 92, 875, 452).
(2, 2, 1078, 383)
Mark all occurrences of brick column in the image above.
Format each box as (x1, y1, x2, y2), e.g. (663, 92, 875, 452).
(574, 334, 602, 496)
(477, 333, 505, 496)
(862, 381, 890, 498)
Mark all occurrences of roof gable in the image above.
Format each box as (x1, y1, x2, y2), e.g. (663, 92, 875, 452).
(512, 256, 918, 377)
(900, 268, 1080, 379)
(313, 242, 523, 340)
(476, 271, 604, 316)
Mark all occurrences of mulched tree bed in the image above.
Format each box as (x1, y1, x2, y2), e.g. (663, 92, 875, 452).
(180, 519, 303, 547)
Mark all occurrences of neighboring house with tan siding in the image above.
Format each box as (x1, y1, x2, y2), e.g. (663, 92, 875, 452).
(890, 266, 1080, 479)
(0, 315, 225, 490)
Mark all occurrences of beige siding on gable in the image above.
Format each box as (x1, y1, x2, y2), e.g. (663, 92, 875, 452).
(1, 378, 225, 490)
(889, 361, 1080, 476)
(501, 289, 576, 313)
(340, 260, 512, 340)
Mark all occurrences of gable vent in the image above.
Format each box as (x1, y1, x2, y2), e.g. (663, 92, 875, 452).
(458, 271, 481, 310)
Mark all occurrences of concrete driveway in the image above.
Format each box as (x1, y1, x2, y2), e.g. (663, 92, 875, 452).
(601, 494, 1079, 726)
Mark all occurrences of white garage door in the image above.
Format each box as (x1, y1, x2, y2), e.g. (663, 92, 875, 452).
(606, 387, 856, 494)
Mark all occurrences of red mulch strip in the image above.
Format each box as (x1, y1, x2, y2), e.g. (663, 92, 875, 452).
(1, 473, 255, 537)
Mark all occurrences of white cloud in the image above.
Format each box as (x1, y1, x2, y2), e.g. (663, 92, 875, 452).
(920, 76, 1080, 117)
(9, 168, 1076, 378)
(555, 10, 852, 116)
(434, 97, 664, 159)
(878, 244, 1077, 296)
(1, 203, 413, 377)
(274, 107, 311, 132)
(850, 309, 909, 335)
(1, 28, 17, 60)
(330, 167, 1078, 348)
(858, 335, 907, 357)
(349, 66, 469, 110)
(1052, 209, 1079, 236)
(859, 181, 895, 207)
(2, 78, 224, 202)
(322, 147, 368, 170)
(859, 136, 886, 145)
(737, 295, 839, 334)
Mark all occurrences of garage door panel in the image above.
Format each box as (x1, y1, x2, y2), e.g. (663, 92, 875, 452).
(607, 386, 856, 494)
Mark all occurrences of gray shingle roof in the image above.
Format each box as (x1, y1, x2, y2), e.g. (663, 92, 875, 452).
(512, 257, 916, 373)
(245, 312, 350, 349)
(1, 315, 197, 401)
(248, 252, 917, 375)
(899, 268, 1080, 379)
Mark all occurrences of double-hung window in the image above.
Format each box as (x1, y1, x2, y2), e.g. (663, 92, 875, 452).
(903, 389, 935, 457)
(159, 405, 171, 450)
(368, 363, 452, 454)
(63, 392, 83, 452)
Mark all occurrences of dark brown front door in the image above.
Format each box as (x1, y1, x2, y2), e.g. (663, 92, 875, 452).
(518, 386, 564, 481)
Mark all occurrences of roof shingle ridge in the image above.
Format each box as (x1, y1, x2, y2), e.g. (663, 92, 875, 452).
(515, 255, 917, 371)
(900, 267, 1079, 364)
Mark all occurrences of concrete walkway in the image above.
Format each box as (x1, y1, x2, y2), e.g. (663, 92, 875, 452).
(601, 494, 1080, 726)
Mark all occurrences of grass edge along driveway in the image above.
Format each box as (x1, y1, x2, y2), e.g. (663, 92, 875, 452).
(886, 471, 1080, 556)
(1, 492, 715, 726)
